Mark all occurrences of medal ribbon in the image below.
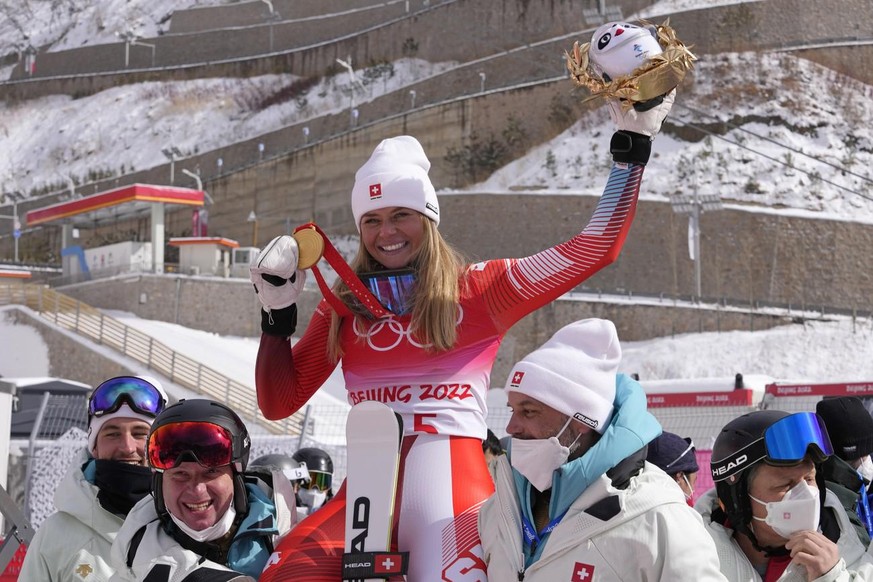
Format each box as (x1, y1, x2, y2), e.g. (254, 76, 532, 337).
(293, 222, 389, 319)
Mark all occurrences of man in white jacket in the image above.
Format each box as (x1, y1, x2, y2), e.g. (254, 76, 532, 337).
(478, 318, 726, 581)
(110, 398, 296, 582)
(19, 376, 168, 582)
(699, 409, 873, 581)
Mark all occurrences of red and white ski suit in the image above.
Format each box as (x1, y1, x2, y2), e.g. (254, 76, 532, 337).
(258, 161, 644, 582)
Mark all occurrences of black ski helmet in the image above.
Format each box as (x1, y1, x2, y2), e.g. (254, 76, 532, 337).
(711, 409, 829, 551)
(292, 447, 334, 475)
(148, 399, 252, 517)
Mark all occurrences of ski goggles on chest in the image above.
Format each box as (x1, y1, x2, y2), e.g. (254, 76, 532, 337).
(359, 269, 416, 316)
(711, 411, 833, 482)
(89, 376, 165, 418)
(148, 421, 234, 471)
(300, 470, 332, 492)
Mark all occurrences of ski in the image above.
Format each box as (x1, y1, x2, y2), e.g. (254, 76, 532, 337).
(342, 401, 407, 581)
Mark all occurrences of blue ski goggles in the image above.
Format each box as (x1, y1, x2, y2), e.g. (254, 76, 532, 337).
(764, 411, 833, 463)
(711, 411, 833, 482)
(89, 376, 165, 419)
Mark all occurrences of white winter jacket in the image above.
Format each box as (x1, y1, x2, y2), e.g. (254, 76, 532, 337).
(18, 450, 120, 582)
(110, 470, 297, 582)
(697, 487, 873, 581)
(478, 456, 728, 581)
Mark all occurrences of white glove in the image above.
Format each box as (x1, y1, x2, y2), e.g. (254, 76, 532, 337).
(250, 235, 307, 312)
(607, 89, 675, 137)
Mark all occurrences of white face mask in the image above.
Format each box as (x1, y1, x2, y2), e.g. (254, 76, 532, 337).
(858, 456, 873, 482)
(510, 418, 580, 492)
(170, 502, 237, 542)
(298, 488, 327, 511)
(750, 479, 820, 539)
(680, 473, 694, 505)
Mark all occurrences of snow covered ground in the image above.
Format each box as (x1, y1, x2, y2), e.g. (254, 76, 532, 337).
(4, 299, 873, 413)
(3, 0, 871, 534)
(0, 0, 760, 55)
(1, 1, 870, 223)
(1, 0, 870, 428)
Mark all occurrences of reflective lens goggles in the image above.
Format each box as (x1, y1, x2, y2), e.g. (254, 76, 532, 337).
(300, 470, 332, 492)
(711, 411, 833, 482)
(89, 376, 165, 418)
(148, 421, 233, 471)
(764, 411, 833, 463)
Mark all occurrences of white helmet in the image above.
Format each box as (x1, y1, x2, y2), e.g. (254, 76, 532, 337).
(588, 22, 663, 82)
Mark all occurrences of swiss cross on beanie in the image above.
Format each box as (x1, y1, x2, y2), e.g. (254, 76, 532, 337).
(351, 136, 439, 232)
(505, 318, 620, 434)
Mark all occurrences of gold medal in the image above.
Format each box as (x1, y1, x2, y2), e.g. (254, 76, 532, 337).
(293, 226, 325, 269)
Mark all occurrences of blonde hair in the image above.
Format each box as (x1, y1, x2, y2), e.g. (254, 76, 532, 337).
(327, 216, 465, 362)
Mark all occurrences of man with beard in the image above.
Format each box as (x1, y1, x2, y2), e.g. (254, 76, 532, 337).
(20, 376, 168, 581)
(477, 319, 725, 580)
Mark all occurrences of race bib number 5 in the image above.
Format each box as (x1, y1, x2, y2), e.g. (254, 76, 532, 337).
(414, 413, 438, 434)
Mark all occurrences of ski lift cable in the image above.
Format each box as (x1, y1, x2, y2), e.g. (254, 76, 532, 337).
(671, 117, 873, 203)
(674, 102, 873, 187)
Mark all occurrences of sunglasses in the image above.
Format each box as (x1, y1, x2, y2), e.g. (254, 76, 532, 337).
(711, 411, 833, 481)
(148, 421, 234, 471)
(299, 470, 332, 492)
(89, 376, 165, 418)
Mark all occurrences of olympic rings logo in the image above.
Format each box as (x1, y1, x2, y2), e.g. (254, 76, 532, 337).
(352, 306, 464, 352)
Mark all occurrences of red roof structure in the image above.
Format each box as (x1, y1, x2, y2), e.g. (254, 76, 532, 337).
(168, 237, 239, 249)
(25, 183, 205, 274)
(26, 183, 203, 227)
(0, 269, 31, 279)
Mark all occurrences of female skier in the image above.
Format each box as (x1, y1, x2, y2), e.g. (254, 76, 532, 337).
(251, 93, 674, 581)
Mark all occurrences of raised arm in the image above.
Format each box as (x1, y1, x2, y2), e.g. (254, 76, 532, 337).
(479, 92, 675, 330)
(251, 236, 339, 420)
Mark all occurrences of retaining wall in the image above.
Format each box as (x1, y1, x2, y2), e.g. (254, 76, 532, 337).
(54, 275, 795, 387)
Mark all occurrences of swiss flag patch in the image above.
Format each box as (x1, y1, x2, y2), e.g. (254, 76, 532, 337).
(510, 371, 525, 387)
(572, 562, 595, 581)
(369, 183, 383, 200)
(374, 554, 403, 575)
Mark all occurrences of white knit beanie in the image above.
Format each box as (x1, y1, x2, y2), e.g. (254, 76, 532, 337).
(87, 376, 167, 454)
(350, 136, 439, 232)
(505, 319, 621, 434)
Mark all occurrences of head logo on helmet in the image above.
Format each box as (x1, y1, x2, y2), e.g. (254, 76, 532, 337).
(711, 410, 832, 553)
(711, 453, 749, 479)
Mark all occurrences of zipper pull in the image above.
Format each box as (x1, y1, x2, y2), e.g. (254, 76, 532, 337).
(517, 570, 525, 581)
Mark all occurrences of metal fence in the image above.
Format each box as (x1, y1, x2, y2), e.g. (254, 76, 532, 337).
(0, 283, 305, 436)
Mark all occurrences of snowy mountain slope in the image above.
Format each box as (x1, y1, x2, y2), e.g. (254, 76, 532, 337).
(469, 52, 873, 220)
(1, 0, 870, 223)
(0, 59, 453, 195)
(2, 51, 872, 223)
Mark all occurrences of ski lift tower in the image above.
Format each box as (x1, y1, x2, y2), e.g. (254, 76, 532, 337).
(336, 56, 363, 126)
(670, 191, 723, 299)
